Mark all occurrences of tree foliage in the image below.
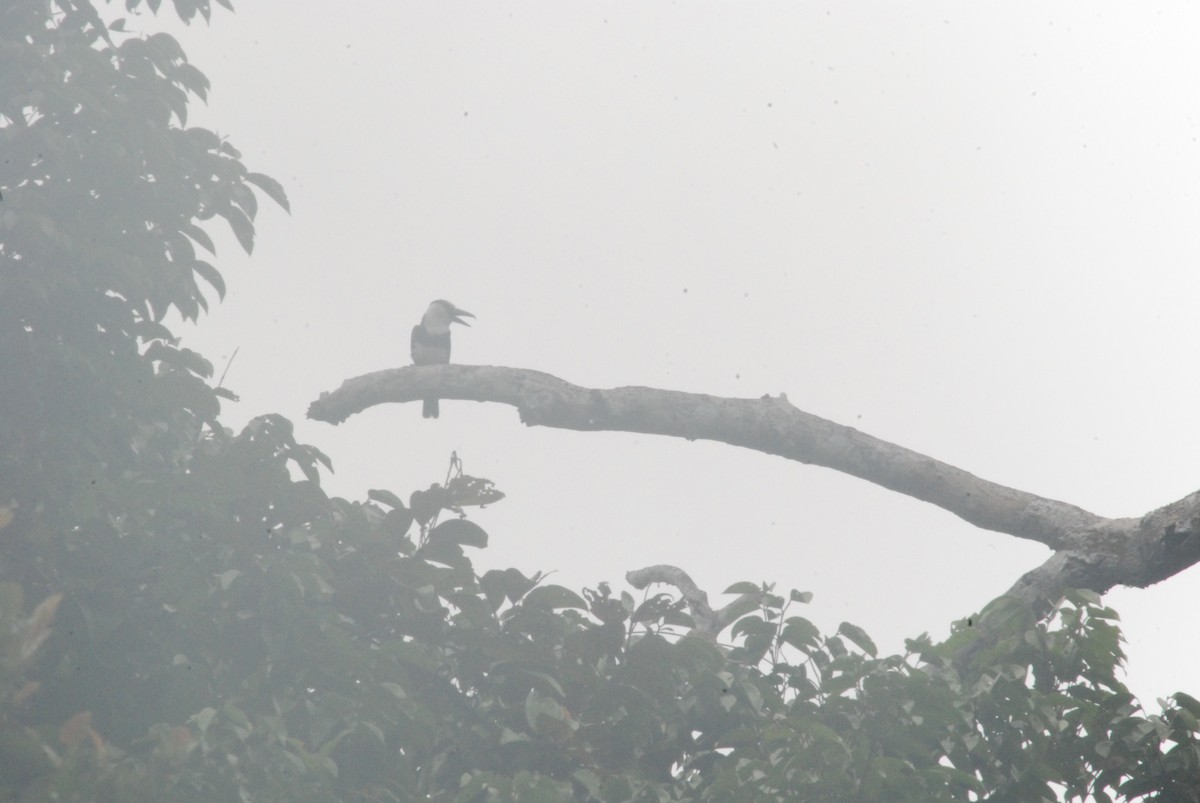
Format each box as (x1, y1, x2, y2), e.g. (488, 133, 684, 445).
(2, 2, 1200, 801)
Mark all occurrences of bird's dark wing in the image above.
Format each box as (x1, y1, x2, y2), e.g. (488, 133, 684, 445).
(411, 325, 451, 365)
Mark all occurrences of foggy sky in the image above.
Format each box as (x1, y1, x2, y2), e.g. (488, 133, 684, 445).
(158, 2, 1200, 704)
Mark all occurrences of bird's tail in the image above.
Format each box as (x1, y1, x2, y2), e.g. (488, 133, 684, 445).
(423, 398, 439, 419)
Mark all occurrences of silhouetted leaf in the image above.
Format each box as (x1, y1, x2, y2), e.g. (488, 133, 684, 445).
(414, 537, 466, 569)
(428, 519, 487, 549)
(175, 62, 210, 100)
(523, 585, 587, 611)
(368, 489, 406, 510)
(631, 593, 680, 624)
(481, 568, 538, 607)
(218, 204, 255, 254)
(145, 342, 214, 378)
(781, 617, 820, 652)
(191, 259, 226, 300)
(246, 171, 290, 213)
(181, 221, 216, 255)
(837, 622, 877, 657)
(1174, 692, 1200, 718)
(382, 507, 414, 540)
(409, 486, 450, 525)
(230, 182, 257, 220)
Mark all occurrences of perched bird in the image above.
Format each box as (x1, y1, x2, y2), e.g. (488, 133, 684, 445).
(410, 299, 474, 418)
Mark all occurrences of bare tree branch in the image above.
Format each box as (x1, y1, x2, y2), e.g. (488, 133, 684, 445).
(626, 564, 765, 639)
(308, 365, 1200, 613)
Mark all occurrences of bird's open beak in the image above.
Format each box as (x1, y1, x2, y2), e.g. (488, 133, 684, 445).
(452, 309, 475, 326)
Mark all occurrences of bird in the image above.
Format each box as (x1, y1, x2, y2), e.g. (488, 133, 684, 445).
(410, 299, 474, 418)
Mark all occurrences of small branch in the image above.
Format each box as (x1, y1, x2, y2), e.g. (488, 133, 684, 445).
(216, 346, 240, 390)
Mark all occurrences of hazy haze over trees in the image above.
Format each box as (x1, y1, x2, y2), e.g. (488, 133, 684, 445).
(3, 2, 1200, 801)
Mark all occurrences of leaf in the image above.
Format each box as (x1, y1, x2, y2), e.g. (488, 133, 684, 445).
(414, 538, 466, 569)
(218, 205, 255, 254)
(174, 62, 210, 101)
(191, 259, 226, 301)
(180, 221, 216, 255)
(191, 708, 217, 733)
(147, 32, 185, 63)
(572, 769, 601, 798)
(133, 319, 175, 343)
(230, 182, 258, 220)
(523, 585, 588, 611)
(524, 688, 577, 736)
(661, 609, 694, 628)
(245, 171, 290, 213)
(316, 729, 354, 761)
(1173, 692, 1200, 718)
(20, 593, 63, 663)
(723, 581, 760, 595)
(480, 568, 538, 606)
(168, 0, 197, 21)
(781, 617, 820, 652)
(59, 711, 95, 748)
(166, 232, 196, 263)
(446, 474, 506, 507)
(838, 621, 878, 657)
(298, 443, 333, 473)
(822, 672, 858, 696)
(319, 753, 339, 777)
(730, 614, 771, 641)
(186, 127, 221, 152)
(427, 519, 487, 549)
(409, 486, 450, 525)
(367, 489, 406, 510)
(294, 458, 320, 484)
(144, 342, 214, 379)
(382, 507, 414, 540)
(631, 593, 682, 624)
(1072, 588, 1104, 607)
(790, 589, 814, 604)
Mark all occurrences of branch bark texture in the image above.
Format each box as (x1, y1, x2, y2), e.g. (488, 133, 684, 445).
(309, 365, 1200, 614)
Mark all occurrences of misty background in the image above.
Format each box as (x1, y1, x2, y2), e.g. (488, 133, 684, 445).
(150, 3, 1200, 705)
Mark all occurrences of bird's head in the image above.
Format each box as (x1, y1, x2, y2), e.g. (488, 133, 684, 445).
(423, 299, 475, 332)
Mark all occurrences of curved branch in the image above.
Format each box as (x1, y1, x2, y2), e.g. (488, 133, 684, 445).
(308, 365, 1200, 611)
(626, 564, 764, 639)
(308, 365, 1095, 546)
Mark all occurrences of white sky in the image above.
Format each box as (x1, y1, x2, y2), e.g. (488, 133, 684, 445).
(151, 2, 1200, 705)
